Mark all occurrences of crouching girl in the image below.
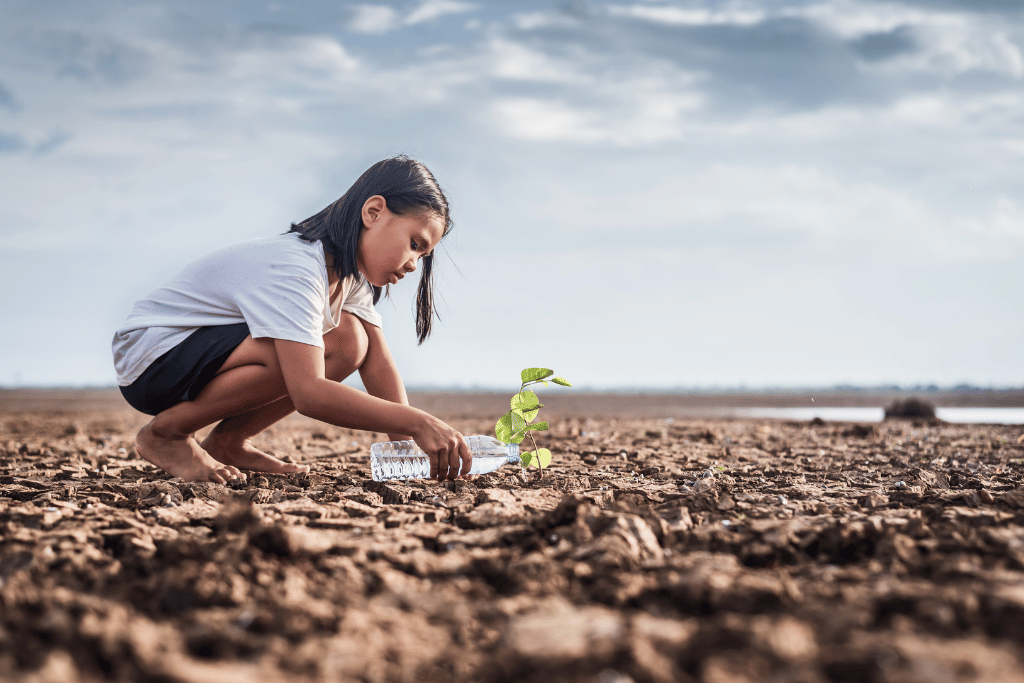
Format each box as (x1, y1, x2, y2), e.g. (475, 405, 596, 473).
(112, 156, 471, 483)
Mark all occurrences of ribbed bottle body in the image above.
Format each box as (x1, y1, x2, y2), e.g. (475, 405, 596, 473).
(370, 435, 520, 481)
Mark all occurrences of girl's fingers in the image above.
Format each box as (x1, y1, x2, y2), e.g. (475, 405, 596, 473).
(457, 435, 472, 477)
(445, 440, 461, 480)
(438, 446, 453, 481)
(430, 450, 441, 480)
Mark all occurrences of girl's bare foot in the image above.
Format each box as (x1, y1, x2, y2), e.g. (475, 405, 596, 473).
(200, 431, 310, 475)
(135, 421, 243, 484)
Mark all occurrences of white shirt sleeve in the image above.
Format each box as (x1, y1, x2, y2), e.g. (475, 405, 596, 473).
(237, 264, 327, 347)
(340, 275, 383, 329)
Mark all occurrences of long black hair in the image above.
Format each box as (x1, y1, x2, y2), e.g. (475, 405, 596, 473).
(288, 156, 451, 344)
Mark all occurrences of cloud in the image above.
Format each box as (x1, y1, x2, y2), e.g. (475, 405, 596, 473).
(406, 0, 477, 26)
(487, 38, 584, 83)
(345, 4, 400, 34)
(491, 87, 704, 145)
(607, 3, 766, 27)
(345, 0, 477, 34)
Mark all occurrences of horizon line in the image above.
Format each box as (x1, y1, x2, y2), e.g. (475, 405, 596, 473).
(2, 383, 1023, 394)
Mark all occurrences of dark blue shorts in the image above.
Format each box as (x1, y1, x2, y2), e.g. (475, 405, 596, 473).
(119, 323, 251, 416)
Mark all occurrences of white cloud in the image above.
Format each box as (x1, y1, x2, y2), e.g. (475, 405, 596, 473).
(406, 0, 477, 26)
(608, 3, 766, 27)
(882, 90, 1022, 132)
(223, 34, 361, 83)
(512, 10, 581, 31)
(889, 94, 960, 126)
(347, 0, 477, 34)
(484, 38, 704, 145)
(346, 4, 401, 34)
(978, 197, 1024, 242)
(488, 38, 585, 83)
(492, 98, 600, 142)
(797, 0, 961, 38)
(491, 88, 704, 145)
(929, 28, 1024, 77)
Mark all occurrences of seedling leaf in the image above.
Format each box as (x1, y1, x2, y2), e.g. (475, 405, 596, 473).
(521, 368, 553, 383)
(511, 391, 542, 422)
(534, 448, 552, 468)
(526, 421, 549, 432)
(510, 428, 530, 444)
(521, 451, 534, 467)
(552, 377, 572, 387)
(495, 412, 526, 443)
(511, 391, 540, 411)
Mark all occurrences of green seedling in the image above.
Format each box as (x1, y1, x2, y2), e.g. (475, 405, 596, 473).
(495, 367, 572, 475)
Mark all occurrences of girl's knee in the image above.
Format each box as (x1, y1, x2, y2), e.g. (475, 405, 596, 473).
(324, 313, 368, 379)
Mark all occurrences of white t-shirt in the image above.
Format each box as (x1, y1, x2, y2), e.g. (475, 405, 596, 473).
(112, 233, 382, 386)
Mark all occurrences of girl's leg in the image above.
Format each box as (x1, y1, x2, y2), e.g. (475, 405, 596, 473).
(200, 314, 369, 472)
(134, 314, 368, 482)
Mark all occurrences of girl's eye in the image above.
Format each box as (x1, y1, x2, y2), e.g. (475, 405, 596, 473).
(411, 240, 419, 250)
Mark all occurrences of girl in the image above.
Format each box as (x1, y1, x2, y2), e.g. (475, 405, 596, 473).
(112, 156, 471, 483)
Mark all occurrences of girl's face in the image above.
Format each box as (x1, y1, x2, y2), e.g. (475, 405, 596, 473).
(357, 195, 445, 288)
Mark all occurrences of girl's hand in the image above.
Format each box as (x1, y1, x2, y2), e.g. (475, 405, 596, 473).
(412, 417, 472, 481)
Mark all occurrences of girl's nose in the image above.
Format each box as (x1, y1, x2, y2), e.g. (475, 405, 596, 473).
(405, 257, 417, 273)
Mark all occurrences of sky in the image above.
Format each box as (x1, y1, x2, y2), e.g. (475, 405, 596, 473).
(1, 0, 1022, 391)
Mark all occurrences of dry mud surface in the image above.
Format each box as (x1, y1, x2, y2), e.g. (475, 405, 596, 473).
(2, 398, 1024, 683)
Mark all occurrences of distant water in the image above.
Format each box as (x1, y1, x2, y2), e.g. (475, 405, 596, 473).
(728, 407, 1024, 425)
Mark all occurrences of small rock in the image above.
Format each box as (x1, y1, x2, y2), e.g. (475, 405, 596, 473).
(762, 616, 818, 662)
(861, 492, 889, 509)
(504, 607, 624, 665)
(696, 477, 716, 494)
(999, 486, 1024, 509)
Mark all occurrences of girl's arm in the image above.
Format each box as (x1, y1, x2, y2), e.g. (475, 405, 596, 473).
(273, 338, 471, 479)
(357, 320, 411, 442)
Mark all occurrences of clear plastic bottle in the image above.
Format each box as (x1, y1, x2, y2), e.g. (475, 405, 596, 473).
(370, 435, 520, 481)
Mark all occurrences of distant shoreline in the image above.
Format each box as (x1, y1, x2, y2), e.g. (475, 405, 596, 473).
(2, 387, 1021, 418)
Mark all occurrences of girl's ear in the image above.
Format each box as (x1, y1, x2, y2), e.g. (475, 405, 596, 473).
(361, 195, 387, 230)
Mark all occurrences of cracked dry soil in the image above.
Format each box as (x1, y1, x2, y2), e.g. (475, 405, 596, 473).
(2, 403, 1024, 683)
